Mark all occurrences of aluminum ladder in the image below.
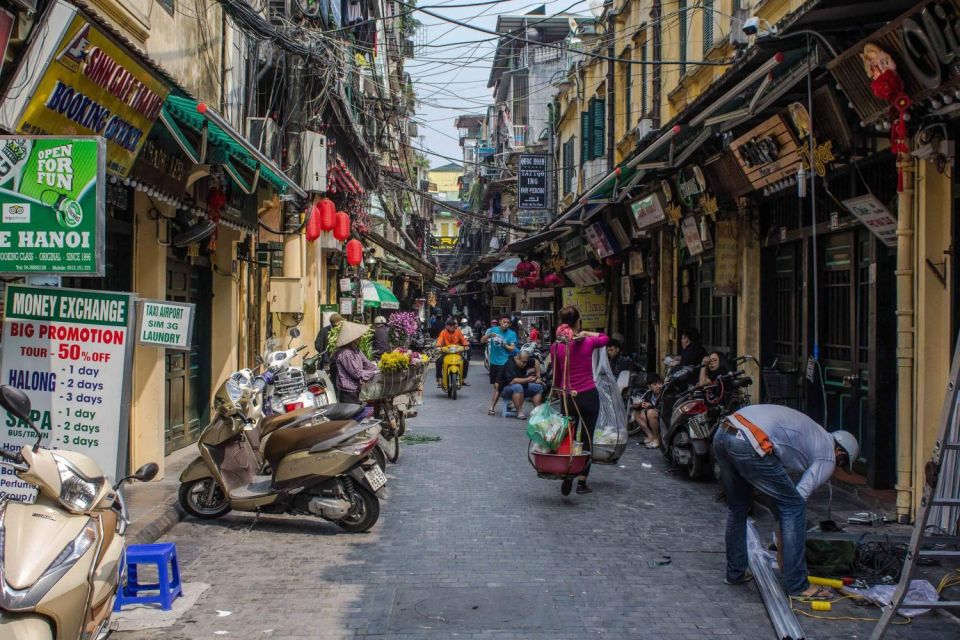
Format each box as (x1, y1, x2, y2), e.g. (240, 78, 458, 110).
(870, 337, 960, 639)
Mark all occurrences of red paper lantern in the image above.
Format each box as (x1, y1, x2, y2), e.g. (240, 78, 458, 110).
(306, 203, 322, 242)
(333, 211, 350, 241)
(346, 238, 363, 266)
(317, 197, 336, 231)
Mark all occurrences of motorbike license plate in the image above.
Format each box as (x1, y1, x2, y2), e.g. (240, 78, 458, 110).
(364, 465, 388, 491)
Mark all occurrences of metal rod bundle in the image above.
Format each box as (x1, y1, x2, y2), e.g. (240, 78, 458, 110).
(746, 520, 806, 640)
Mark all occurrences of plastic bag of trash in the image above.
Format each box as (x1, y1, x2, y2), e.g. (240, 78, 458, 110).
(591, 347, 628, 462)
(526, 402, 570, 451)
(846, 580, 940, 617)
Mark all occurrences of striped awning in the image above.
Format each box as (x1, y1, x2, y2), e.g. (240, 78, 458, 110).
(491, 257, 519, 284)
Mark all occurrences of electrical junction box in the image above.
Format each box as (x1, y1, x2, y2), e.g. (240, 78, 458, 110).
(301, 131, 328, 193)
(268, 277, 303, 313)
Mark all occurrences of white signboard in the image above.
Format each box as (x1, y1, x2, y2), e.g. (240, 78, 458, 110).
(0, 285, 134, 500)
(339, 297, 354, 316)
(681, 216, 705, 256)
(137, 300, 195, 350)
(841, 194, 897, 248)
(629, 191, 667, 230)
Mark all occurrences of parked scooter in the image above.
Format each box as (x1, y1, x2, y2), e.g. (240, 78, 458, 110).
(303, 352, 337, 406)
(178, 373, 386, 532)
(438, 345, 466, 399)
(262, 345, 318, 415)
(0, 385, 158, 640)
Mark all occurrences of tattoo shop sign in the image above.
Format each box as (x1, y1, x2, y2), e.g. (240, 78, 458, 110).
(0, 136, 105, 276)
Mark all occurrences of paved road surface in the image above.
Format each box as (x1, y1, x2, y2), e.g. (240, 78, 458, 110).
(117, 372, 952, 639)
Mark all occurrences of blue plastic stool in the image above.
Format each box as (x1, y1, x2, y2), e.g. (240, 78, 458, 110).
(114, 543, 182, 611)
(501, 399, 518, 418)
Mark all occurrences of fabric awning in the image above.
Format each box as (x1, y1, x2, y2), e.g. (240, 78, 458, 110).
(381, 255, 418, 278)
(361, 280, 399, 309)
(505, 227, 572, 254)
(160, 96, 301, 195)
(363, 230, 437, 280)
(491, 257, 520, 284)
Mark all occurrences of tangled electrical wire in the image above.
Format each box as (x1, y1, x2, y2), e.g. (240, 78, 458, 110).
(853, 534, 907, 581)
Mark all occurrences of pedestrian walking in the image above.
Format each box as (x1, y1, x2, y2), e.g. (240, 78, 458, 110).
(481, 315, 517, 415)
(335, 321, 378, 405)
(712, 404, 859, 598)
(550, 305, 608, 495)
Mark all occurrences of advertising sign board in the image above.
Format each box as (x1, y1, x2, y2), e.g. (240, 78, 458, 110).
(0, 285, 135, 500)
(517, 154, 547, 210)
(842, 194, 897, 248)
(561, 285, 606, 331)
(0, 136, 105, 276)
(0, 1, 171, 176)
(137, 300, 195, 350)
(628, 191, 667, 230)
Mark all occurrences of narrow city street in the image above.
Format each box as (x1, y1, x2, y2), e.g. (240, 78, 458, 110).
(117, 371, 947, 640)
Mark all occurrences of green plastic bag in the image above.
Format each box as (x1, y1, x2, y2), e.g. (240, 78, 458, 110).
(526, 403, 570, 451)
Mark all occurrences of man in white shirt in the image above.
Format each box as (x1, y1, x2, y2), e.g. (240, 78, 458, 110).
(713, 404, 859, 598)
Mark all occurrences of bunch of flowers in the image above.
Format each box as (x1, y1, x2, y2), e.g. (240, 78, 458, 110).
(379, 351, 411, 372)
(388, 311, 419, 347)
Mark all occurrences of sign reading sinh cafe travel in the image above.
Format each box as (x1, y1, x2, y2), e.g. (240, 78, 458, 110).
(0, 136, 105, 276)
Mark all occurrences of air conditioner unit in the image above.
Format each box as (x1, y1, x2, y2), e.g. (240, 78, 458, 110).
(246, 117, 278, 161)
(300, 131, 328, 194)
(635, 118, 654, 139)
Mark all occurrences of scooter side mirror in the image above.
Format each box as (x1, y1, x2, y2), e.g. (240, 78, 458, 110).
(133, 462, 160, 482)
(289, 327, 301, 338)
(0, 385, 42, 451)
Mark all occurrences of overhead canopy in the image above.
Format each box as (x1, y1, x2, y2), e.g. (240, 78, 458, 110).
(361, 280, 399, 310)
(491, 257, 520, 284)
(160, 95, 298, 195)
(505, 227, 572, 254)
(364, 230, 437, 281)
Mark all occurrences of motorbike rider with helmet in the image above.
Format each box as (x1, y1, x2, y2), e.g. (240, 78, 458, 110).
(372, 315, 390, 358)
(436, 317, 470, 386)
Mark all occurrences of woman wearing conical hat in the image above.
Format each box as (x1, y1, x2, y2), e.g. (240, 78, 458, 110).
(335, 321, 377, 404)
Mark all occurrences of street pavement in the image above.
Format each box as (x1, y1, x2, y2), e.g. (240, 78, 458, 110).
(116, 368, 955, 639)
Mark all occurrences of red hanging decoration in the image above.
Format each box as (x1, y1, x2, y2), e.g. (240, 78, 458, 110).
(346, 238, 363, 266)
(333, 211, 351, 241)
(543, 272, 565, 287)
(863, 44, 911, 192)
(317, 197, 336, 231)
(306, 203, 322, 242)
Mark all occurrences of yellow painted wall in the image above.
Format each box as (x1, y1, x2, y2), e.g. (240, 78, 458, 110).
(428, 168, 461, 194)
(913, 160, 953, 515)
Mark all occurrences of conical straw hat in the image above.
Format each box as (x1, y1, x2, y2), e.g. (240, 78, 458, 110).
(336, 321, 370, 347)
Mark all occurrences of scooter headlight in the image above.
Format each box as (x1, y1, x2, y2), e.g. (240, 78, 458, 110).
(54, 456, 104, 512)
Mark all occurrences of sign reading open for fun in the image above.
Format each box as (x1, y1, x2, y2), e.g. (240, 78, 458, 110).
(0, 136, 105, 275)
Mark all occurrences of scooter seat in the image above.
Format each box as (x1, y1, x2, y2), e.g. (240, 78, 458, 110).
(228, 475, 275, 500)
(263, 419, 355, 470)
(260, 406, 319, 437)
(318, 402, 364, 421)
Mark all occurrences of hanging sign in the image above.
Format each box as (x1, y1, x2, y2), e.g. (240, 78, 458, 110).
(517, 154, 548, 210)
(136, 300, 195, 350)
(620, 276, 632, 305)
(628, 251, 645, 276)
(584, 221, 619, 259)
(681, 216, 705, 256)
(561, 284, 606, 331)
(714, 219, 740, 296)
(729, 114, 803, 190)
(841, 194, 898, 248)
(0, 1, 171, 176)
(339, 297, 354, 315)
(0, 136, 105, 276)
(0, 285, 135, 500)
(628, 191, 667, 230)
(565, 264, 602, 287)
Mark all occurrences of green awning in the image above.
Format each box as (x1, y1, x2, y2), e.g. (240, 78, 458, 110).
(160, 95, 289, 193)
(362, 280, 400, 309)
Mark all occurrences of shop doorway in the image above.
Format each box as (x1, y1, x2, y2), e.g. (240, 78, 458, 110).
(164, 257, 212, 453)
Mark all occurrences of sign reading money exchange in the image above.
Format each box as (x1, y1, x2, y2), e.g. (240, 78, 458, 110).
(0, 136, 105, 276)
(0, 1, 170, 176)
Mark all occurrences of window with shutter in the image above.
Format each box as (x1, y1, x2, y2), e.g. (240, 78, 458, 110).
(563, 138, 574, 194)
(703, 0, 714, 54)
(592, 98, 605, 159)
(580, 111, 590, 165)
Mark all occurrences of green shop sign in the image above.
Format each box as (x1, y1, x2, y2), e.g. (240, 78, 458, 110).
(0, 136, 105, 276)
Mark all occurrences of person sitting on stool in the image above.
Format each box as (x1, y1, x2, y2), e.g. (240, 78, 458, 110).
(436, 317, 470, 386)
(496, 349, 543, 419)
(713, 404, 859, 598)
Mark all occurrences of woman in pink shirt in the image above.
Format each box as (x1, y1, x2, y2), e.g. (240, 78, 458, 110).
(550, 305, 608, 495)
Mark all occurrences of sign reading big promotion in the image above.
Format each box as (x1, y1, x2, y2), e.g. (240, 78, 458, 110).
(561, 284, 607, 331)
(0, 285, 135, 501)
(0, 136, 105, 275)
(0, 1, 171, 176)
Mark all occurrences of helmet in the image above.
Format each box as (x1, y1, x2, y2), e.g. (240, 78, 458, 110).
(832, 430, 859, 471)
(460, 319, 468, 325)
(373, 316, 386, 325)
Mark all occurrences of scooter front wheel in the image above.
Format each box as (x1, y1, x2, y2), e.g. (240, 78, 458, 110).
(337, 485, 380, 532)
(178, 478, 231, 519)
(380, 429, 400, 463)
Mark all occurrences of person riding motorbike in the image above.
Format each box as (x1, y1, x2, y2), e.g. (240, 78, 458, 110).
(460, 318, 474, 343)
(437, 317, 470, 386)
(335, 321, 378, 404)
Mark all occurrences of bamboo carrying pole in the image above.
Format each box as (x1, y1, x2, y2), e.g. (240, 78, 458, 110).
(895, 158, 916, 523)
